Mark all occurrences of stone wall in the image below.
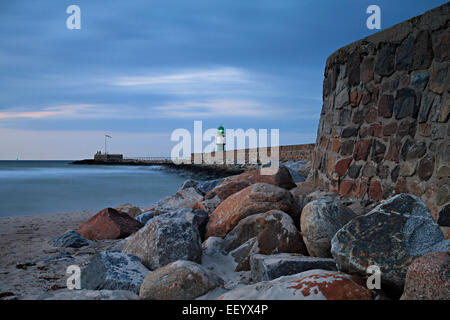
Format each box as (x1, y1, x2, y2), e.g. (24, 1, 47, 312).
(191, 143, 315, 165)
(311, 3, 449, 224)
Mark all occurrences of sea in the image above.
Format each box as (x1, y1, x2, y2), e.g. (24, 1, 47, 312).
(0, 161, 188, 217)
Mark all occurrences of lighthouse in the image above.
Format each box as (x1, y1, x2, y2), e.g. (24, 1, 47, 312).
(216, 125, 225, 152)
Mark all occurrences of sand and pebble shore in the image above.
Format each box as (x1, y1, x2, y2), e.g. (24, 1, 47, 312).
(0, 210, 121, 299)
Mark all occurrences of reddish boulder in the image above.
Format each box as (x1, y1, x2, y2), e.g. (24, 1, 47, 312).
(222, 210, 307, 270)
(219, 269, 374, 300)
(200, 179, 252, 213)
(78, 208, 143, 240)
(206, 183, 300, 239)
(401, 251, 449, 300)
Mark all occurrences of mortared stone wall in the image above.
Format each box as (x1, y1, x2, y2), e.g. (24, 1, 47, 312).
(311, 3, 449, 225)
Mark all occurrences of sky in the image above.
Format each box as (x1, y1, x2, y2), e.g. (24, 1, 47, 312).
(0, 0, 446, 159)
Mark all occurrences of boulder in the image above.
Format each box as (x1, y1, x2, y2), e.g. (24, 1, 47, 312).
(115, 203, 142, 218)
(179, 178, 224, 196)
(202, 236, 226, 256)
(178, 179, 199, 191)
(219, 269, 373, 300)
(400, 251, 449, 300)
(232, 166, 296, 190)
(250, 253, 337, 282)
(222, 210, 307, 270)
(196, 178, 224, 195)
(78, 208, 143, 240)
(135, 209, 155, 225)
(331, 194, 450, 295)
(154, 187, 203, 216)
(282, 161, 308, 183)
(139, 260, 223, 300)
(206, 183, 300, 239)
(301, 199, 357, 258)
(159, 208, 208, 241)
(289, 182, 319, 210)
(81, 251, 150, 294)
(200, 179, 252, 213)
(123, 216, 202, 270)
(48, 230, 90, 248)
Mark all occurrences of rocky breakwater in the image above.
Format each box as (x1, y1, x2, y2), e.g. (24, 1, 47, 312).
(36, 160, 449, 300)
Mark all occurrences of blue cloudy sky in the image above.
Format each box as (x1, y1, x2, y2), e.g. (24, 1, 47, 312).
(0, 0, 446, 159)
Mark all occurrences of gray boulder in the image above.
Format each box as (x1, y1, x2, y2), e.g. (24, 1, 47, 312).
(48, 230, 90, 248)
(301, 199, 357, 257)
(122, 215, 202, 270)
(331, 193, 450, 295)
(159, 208, 208, 240)
(154, 187, 203, 215)
(250, 253, 337, 282)
(135, 209, 155, 225)
(81, 251, 150, 294)
(196, 178, 224, 195)
(179, 178, 224, 196)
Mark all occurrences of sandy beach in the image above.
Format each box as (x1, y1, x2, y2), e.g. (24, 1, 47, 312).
(0, 210, 122, 299)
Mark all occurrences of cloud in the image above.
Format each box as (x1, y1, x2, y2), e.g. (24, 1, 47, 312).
(0, 104, 94, 119)
(113, 67, 251, 86)
(154, 99, 271, 118)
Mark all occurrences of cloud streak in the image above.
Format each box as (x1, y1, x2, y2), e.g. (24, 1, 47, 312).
(0, 104, 94, 119)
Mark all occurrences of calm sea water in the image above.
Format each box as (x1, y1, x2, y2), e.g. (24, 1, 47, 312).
(0, 161, 188, 217)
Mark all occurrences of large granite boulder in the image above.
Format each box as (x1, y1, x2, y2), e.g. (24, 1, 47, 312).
(48, 230, 90, 248)
(122, 216, 202, 270)
(400, 251, 450, 300)
(206, 183, 300, 239)
(250, 253, 337, 282)
(222, 210, 307, 270)
(301, 199, 357, 258)
(78, 208, 143, 240)
(219, 269, 374, 300)
(139, 260, 223, 300)
(154, 187, 203, 216)
(331, 194, 450, 295)
(159, 208, 208, 241)
(81, 251, 150, 294)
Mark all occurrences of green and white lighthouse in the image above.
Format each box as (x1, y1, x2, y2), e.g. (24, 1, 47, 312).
(216, 125, 226, 152)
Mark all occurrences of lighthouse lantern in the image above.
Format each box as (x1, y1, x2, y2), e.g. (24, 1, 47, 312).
(216, 125, 226, 151)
